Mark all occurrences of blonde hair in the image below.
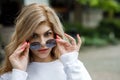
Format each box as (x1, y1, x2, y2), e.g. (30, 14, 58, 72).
(0, 3, 66, 75)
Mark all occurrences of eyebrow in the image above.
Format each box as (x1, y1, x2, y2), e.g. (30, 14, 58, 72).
(33, 29, 53, 35)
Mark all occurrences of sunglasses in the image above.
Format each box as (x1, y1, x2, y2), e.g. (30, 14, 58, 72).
(30, 39, 56, 50)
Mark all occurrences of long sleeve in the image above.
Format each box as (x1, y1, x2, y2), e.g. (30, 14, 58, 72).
(60, 51, 92, 80)
(0, 72, 11, 80)
(11, 69, 28, 80)
(0, 69, 28, 80)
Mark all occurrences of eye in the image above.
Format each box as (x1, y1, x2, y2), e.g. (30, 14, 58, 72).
(31, 33, 39, 39)
(44, 31, 53, 37)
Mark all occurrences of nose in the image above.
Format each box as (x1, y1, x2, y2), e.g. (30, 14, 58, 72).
(39, 37, 46, 47)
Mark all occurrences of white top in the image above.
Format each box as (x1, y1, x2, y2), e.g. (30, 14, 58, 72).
(0, 52, 92, 80)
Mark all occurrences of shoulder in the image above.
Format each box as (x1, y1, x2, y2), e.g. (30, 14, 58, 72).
(0, 72, 11, 80)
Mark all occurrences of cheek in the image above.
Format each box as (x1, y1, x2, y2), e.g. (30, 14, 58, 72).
(30, 48, 52, 55)
(30, 48, 53, 59)
(30, 50, 37, 54)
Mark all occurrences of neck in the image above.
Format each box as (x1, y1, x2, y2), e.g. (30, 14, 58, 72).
(32, 54, 54, 62)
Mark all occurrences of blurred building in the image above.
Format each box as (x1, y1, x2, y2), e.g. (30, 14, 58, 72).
(0, 0, 104, 27)
(50, 0, 75, 22)
(0, 0, 120, 44)
(24, 0, 49, 6)
(0, 0, 23, 26)
(0, 0, 120, 27)
(0, 0, 50, 26)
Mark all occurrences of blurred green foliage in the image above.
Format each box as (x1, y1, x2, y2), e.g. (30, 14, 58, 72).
(76, 0, 120, 20)
(63, 18, 120, 46)
(63, 0, 120, 46)
(0, 34, 2, 44)
(76, 0, 120, 12)
(98, 18, 120, 38)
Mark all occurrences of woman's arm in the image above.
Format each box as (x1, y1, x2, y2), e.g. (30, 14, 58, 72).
(0, 41, 30, 80)
(0, 69, 28, 80)
(60, 51, 92, 80)
(56, 34, 92, 80)
(11, 69, 28, 80)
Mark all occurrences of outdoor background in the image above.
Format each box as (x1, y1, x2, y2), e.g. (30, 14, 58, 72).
(0, 0, 120, 80)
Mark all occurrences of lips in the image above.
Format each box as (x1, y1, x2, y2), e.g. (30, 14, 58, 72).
(38, 48, 49, 52)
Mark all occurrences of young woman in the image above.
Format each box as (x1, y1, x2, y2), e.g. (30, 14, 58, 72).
(0, 3, 92, 80)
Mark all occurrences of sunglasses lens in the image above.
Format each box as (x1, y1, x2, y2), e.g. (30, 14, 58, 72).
(46, 39, 56, 48)
(30, 42, 41, 50)
(30, 39, 56, 50)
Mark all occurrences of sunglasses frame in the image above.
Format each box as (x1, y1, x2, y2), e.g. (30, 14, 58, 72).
(30, 39, 56, 50)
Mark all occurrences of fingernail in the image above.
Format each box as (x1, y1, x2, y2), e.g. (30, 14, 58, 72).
(56, 35, 58, 39)
(64, 33, 67, 35)
(56, 35, 59, 39)
(24, 42, 27, 45)
(77, 34, 80, 36)
(56, 39, 59, 41)
(22, 41, 26, 44)
(21, 47, 25, 50)
(27, 42, 30, 45)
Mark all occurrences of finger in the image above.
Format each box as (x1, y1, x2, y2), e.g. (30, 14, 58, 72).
(56, 39, 71, 47)
(11, 48, 25, 57)
(19, 42, 28, 50)
(56, 35, 62, 39)
(77, 34, 82, 49)
(14, 42, 28, 55)
(24, 42, 30, 57)
(56, 35, 69, 45)
(65, 33, 76, 46)
(14, 42, 26, 51)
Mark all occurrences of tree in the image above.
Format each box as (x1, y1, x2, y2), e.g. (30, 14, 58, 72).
(76, 0, 120, 19)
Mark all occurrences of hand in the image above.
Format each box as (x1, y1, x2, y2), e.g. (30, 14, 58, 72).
(9, 42, 30, 71)
(56, 33, 82, 55)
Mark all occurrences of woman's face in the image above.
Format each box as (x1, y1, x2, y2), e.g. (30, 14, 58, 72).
(29, 23, 55, 62)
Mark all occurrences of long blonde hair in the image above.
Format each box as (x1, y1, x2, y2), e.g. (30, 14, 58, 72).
(0, 3, 66, 75)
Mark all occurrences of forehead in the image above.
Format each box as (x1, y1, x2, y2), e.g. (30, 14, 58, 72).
(34, 23, 52, 34)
